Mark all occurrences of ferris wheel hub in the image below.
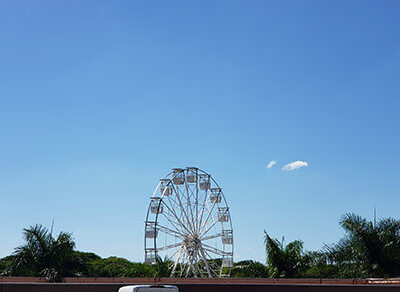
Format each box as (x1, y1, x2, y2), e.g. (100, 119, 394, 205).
(183, 236, 201, 256)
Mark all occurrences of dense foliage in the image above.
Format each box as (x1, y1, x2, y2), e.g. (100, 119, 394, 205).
(325, 213, 400, 278)
(264, 233, 312, 277)
(1, 213, 400, 280)
(231, 260, 269, 278)
(263, 213, 400, 278)
(2, 224, 80, 281)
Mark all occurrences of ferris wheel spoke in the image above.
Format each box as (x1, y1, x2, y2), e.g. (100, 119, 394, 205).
(161, 213, 186, 236)
(165, 184, 184, 213)
(202, 243, 231, 257)
(198, 246, 212, 277)
(171, 246, 184, 276)
(185, 183, 197, 232)
(199, 212, 220, 236)
(188, 253, 200, 277)
(197, 189, 210, 234)
(198, 207, 215, 232)
(184, 178, 196, 235)
(202, 251, 223, 277)
(195, 177, 200, 234)
(201, 232, 223, 241)
(157, 242, 183, 252)
(164, 191, 187, 220)
(163, 192, 180, 211)
(162, 193, 194, 235)
(161, 204, 192, 235)
(161, 209, 185, 233)
(190, 258, 198, 277)
(180, 184, 197, 234)
(202, 249, 221, 275)
(198, 196, 218, 236)
(190, 183, 199, 234)
(169, 244, 184, 260)
(171, 184, 196, 234)
(185, 262, 191, 277)
(157, 224, 185, 238)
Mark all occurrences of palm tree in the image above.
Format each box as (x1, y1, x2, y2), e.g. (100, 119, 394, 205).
(153, 255, 172, 277)
(7, 224, 79, 281)
(326, 213, 400, 277)
(264, 232, 311, 277)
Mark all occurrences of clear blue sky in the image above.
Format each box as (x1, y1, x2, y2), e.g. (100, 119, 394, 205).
(1, 0, 399, 263)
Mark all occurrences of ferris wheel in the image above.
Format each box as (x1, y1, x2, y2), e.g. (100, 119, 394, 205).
(144, 167, 234, 278)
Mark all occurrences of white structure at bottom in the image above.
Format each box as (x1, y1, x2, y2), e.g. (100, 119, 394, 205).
(119, 285, 178, 292)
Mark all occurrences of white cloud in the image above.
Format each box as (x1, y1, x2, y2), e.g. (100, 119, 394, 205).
(267, 160, 276, 168)
(282, 160, 308, 171)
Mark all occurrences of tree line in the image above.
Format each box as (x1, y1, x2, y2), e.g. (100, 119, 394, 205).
(1, 213, 399, 281)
